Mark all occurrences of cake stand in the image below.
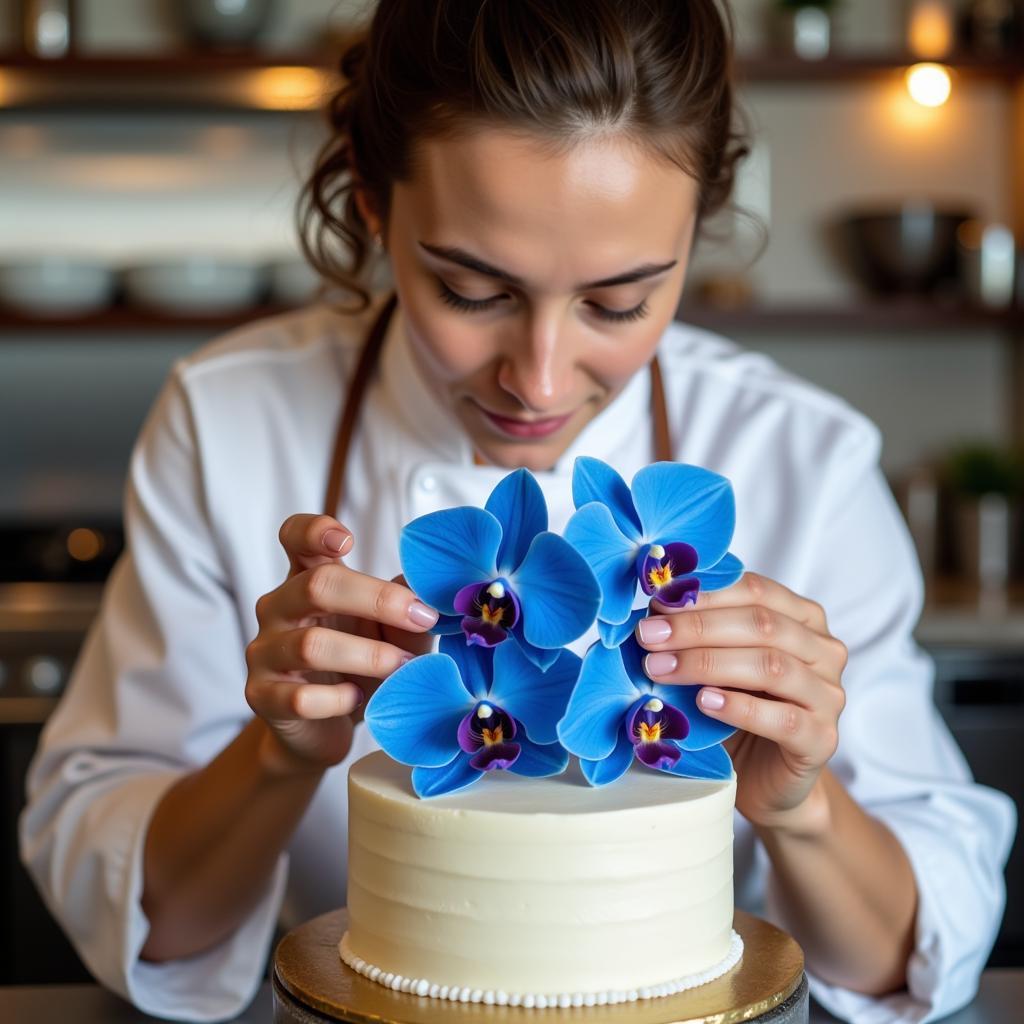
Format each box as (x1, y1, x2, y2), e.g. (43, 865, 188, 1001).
(272, 909, 809, 1024)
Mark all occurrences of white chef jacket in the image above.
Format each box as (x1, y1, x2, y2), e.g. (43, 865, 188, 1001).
(20, 292, 1016, 1024)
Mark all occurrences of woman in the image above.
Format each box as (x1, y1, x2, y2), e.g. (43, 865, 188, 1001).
(20, 2, 1014, 1022)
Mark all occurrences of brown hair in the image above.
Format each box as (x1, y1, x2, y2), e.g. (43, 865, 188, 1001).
(297, 0, 750, 314)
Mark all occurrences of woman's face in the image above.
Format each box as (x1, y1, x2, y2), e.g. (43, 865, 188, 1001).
(363, 129, 699, 471)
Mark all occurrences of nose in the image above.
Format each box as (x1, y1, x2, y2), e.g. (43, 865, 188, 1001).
(496, 310, 573, 414)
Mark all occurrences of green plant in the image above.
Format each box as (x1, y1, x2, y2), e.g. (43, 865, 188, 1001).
(943, 442, 1024, 498)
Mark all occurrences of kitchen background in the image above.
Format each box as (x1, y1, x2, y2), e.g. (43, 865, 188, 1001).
(1, 0, 1022, 989)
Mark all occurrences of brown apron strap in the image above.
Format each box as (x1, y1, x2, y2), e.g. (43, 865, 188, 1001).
(323, 290, 673, 517)
(323, 291, 398, 517)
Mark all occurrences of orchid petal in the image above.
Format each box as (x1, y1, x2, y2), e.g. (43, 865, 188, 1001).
(507, 735, 569, 778)
(412, 755, 483, 798)
(485, 468, 548, 575)
(693, 550, 745, 591)
(634, 739, 683, 770)
(579, 722, 636, 787)
(364, 654, 471, 768)
(564, 502, 638, 626)
(488, 644, 581, 745)
(399, 507, 502, 613)
(430, 612, 464, 636)
(571, 456, 642, 540)
(438, 634, 491, 700)
(631, 463, 735, 570)
(509, 620, 562, 671)
(598, 606, 649, 648)
(556, 644, 639, 761)
(650, 682, 737, 750)
(512, 531, 601, 648)
(659, 742, 734, 781)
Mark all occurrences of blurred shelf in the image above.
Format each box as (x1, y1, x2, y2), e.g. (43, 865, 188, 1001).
(2, 301, 1021, 335)
(0, 47, 1020, 112)
(736, 50, 1024, 84)
(0, 49, 343, 112)
(0, 304, 295, 333)
(679, 301, 1024, 333)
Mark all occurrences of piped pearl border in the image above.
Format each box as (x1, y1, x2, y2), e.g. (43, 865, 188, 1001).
(339, 930, 743, 1008)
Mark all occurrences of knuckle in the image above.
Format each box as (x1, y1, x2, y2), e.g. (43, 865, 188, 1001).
(371, 581, 395, 620)
(752, 605, 776, 639)
(297, 627, 328, 668)
(687, 610, 706, 640)
(832, 636, 849, 668)
(745, 572, 765, 601)
(697, 646, 716, 678)
(760, 647, 786, 681)
(821, 723, 840, 758)
(304, 564, 335, 608)
(807, 598, 826, 623)
(367, 642, 393, 677)
(254, 592, 272, 625)
(244, 637, 260, 671)
(780, 704, 802, 738)
(834, 684, 848, 715)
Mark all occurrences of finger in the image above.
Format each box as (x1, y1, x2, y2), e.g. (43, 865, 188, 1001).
(249, 678, 365, 721)
(694, 687, 839, 763)
(653, 571, 830, 638)
(642, 645, 846, 714)
(256, 625, 413, 679)
(380, 574, 440, 657)
(262, 563, 439, 632)
(277, 513, 354, 578)
(636, 603, 838, 670)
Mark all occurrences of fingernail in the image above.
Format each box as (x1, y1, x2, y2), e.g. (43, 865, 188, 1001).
(352, 685, 365, 709)
(644, 652, 678, 677)
(399, 653, 414, 666)
(638, 617, 671, 644)
(322, 529, 350, 553)
(407, 600, 439, 628)
(699, 688, 725, 711)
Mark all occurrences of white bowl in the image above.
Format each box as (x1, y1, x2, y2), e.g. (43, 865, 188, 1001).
(122, 257, 264, 314)
(0, 258, 116, 316)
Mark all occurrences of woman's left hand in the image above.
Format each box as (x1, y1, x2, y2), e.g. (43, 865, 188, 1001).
(636, 571, 848, 834)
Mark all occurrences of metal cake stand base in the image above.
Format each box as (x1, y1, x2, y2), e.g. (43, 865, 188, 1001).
(272, 910, 808, 1024)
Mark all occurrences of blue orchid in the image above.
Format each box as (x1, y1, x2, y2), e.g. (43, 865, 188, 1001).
(564, 457, 744, 647)
(364, 634, 581, 798)
(556, 635, 735, 787)
(399, 468, 601, 670)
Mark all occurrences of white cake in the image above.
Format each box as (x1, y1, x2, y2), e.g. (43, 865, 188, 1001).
(340, 751, 741, 1006)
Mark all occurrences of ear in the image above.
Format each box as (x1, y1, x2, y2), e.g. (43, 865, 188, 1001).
(353, 185, 381, 239)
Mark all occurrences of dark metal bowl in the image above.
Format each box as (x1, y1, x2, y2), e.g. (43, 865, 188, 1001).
(833, 202, 975, 296)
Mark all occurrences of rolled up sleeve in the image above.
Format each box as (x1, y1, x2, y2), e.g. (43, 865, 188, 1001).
(765, 422, 1017, 1023)
(19, 367, 287, 1022)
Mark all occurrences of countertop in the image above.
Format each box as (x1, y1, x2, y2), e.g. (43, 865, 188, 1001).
(1, 972, 1022, 1023)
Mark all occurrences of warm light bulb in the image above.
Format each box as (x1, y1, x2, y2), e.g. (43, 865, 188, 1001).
(905, 63, 952, 108)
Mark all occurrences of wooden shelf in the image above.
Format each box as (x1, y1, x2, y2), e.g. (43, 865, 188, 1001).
(0, 304, 295, 332)
(1, 301, 1020, 336)
(679, 301, 1024, 333)
(0, 48, 1020, 112)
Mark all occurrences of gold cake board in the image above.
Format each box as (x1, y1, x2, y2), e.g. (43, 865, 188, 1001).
(272, 909, 808, 1024)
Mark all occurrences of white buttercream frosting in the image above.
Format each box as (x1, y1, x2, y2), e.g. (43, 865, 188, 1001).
(344, 751, 738, 999)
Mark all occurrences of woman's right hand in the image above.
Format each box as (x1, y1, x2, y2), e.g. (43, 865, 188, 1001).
(244, 513, 440, 775)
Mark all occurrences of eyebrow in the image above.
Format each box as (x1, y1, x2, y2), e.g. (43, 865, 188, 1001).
(417, 241, 677, 290)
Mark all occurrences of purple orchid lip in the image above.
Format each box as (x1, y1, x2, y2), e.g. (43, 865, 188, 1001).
(628, 696, 690, 770)
(454, 578, 521, 647)
(458, 701, 521, 771)
(637, 541, 701, 607)
(457, 700, 518, 752)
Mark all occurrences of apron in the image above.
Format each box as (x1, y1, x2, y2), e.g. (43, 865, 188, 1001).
(323, 290, 673, 517)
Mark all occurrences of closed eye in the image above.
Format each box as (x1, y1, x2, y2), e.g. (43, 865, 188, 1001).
(436, 281, 650, 324)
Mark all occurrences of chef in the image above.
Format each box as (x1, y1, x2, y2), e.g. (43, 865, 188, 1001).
(19, 2, 1015, 1022)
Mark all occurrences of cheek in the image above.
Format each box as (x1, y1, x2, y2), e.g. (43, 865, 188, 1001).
(400, 299, 493, 387)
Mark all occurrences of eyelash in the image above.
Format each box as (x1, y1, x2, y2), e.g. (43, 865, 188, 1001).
(437, 281, 650, 324)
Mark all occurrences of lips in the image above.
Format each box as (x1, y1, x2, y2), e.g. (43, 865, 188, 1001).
(477, 404, 574, 439)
